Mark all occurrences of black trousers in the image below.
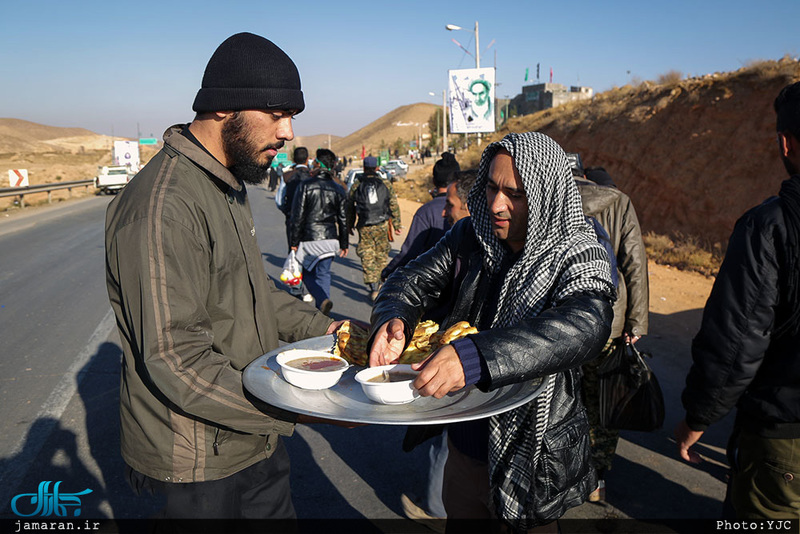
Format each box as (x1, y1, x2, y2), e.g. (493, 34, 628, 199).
(126, 438, 295, 521)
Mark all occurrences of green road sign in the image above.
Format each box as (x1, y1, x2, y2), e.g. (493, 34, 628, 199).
(271, 152, 289, 167)
(139, 138, 158, 145)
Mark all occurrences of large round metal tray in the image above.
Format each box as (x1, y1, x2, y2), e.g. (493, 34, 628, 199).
(243, 335, 545, 425)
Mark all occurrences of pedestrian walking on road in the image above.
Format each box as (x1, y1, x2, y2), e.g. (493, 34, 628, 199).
(369, 132, 615, 532)
(268, 164, 279, 191)
(382, 152, 460, 282)
(104, 32, 353, 524)
(568, 155, 650, 503)
(347, 155, 402, 301)
(675, 81, 800, 520)
(280, 146, 311, 248)
(289, 148, 349, 315)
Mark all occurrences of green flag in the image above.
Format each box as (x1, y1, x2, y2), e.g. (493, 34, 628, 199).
(525, 67, 529, 81)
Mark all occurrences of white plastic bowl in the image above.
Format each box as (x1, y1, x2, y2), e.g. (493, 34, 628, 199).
(275, 349, 349, 390)
(355, 364, 420, 405)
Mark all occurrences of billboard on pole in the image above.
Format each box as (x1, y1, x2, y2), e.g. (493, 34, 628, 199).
(113, 141, 140, 170)
(447, 67, 495, 134)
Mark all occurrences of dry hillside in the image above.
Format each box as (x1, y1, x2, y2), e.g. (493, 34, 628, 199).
(449, 57, 800, 251)
(0, 119, 159, 209)
(0, 118, 116, 154)
(331, 103, 438, 158)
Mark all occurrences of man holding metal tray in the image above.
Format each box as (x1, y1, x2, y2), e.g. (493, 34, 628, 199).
(369, 132, 616, 532)
(105, 32, 353, 524)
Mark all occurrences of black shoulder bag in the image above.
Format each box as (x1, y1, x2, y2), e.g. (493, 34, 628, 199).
(597, 340, 665, 432)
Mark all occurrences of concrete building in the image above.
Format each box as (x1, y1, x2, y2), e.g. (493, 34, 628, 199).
(509, 83, 594, 117)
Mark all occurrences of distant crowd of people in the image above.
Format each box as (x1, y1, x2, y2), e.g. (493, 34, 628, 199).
(102, 30, 800, 533)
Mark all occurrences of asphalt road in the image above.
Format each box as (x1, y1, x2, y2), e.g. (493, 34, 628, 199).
(0, 185, 736, 531)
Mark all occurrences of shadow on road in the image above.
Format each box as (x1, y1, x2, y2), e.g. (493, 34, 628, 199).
(0, 417, 105, 518)
(605, 454, 725, 519)
(286, 423, 430, 519)
(77, 341, 164, 519)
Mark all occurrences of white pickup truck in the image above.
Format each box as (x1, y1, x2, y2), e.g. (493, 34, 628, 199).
(94, 165, 134, 194)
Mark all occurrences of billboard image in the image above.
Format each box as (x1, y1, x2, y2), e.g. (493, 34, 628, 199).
(448, 67, 496, 134)
(113, 140, 140, 170)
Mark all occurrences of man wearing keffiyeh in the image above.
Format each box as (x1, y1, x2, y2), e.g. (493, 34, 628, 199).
(369, 131, 616, 532)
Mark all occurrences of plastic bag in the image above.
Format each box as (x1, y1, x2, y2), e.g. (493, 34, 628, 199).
(597, 340, 665, 432)
(279, 250, 303, 287)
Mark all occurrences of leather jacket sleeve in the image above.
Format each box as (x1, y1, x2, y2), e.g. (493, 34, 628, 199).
(682, 208, 779, 430)
(472, 292, 611, 391)
(288, 180, 308, 248)
(618, 195, 649, 337)
(337, 187, 349, 250)
(370, 219, 467, 342)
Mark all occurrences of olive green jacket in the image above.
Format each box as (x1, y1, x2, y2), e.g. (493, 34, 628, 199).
(105, 125, 331, 483)
(576, 178, 649, 339)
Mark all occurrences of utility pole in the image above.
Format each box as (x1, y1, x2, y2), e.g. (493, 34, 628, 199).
(442, 89, 448, 154)
(474, 20, 481, 147)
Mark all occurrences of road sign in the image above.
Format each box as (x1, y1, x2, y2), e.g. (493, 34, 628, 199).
(8, 169, 28, 187)
(271, 152, 289, 167)
(139, 138, 158, 145)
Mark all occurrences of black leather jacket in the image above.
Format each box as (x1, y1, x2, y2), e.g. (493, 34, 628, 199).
(371, 218, 612, 522)
(683, 192, 800, 438)
(372, 217, 611, 387)
(280, 165, 311, 219)
(288, 171, 348, 250)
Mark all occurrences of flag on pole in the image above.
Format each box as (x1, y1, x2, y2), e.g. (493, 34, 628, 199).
(361, 145, 366, 159)
(524, 68, 529, 81)
(550, 67, 553, 83)
(536, 63, 540, 80)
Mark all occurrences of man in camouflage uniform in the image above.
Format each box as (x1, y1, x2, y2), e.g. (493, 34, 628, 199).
(347, 156, 402, 300)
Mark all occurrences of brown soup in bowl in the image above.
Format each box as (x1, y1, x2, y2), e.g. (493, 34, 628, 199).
(284, 356, 348, 372)
(367, 371, 417, 383)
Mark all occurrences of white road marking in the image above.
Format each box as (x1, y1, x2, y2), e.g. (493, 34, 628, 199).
(0, 308, 116, 509)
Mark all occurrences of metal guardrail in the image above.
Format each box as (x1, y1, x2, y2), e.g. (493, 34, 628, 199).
(0, 179, 95, 208)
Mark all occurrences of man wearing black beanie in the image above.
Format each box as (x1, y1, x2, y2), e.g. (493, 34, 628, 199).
(105, 32, 353, 523)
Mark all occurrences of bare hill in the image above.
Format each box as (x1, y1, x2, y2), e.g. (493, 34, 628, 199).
(331, 103, 439, 158)
(0, 118, 119, 154)
(452, 57, 800, 249)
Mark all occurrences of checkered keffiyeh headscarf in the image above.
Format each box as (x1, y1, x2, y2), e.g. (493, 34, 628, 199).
(467, 132, 614, 530)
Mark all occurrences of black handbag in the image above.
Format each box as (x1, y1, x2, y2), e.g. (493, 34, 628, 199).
(597, 340, 665, 432)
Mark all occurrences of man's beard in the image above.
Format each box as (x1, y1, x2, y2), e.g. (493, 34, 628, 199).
(221, 112, 283, 185)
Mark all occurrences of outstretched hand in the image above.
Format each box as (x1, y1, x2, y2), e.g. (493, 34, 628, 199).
(674, 419, 704, 464)
(369, 318, 407, 367)
(411, 345, 466, 398)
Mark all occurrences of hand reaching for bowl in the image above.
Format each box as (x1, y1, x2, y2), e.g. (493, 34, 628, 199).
(411, 345, 466, 398)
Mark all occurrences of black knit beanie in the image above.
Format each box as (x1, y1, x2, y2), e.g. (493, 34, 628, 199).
(432, 152, 461, 188)
(192, 32, 305, 114)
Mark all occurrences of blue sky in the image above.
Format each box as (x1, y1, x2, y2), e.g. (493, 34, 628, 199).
(1, 0, 797, 140)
